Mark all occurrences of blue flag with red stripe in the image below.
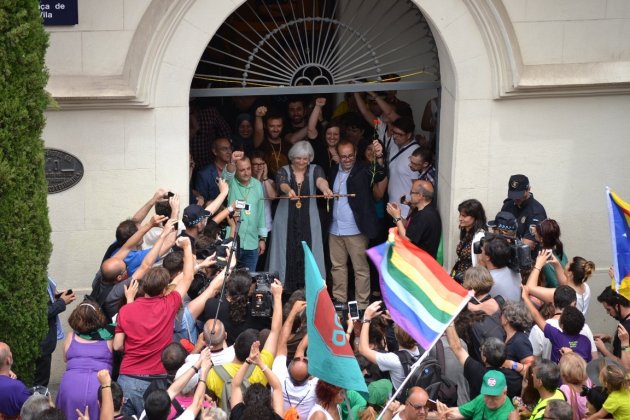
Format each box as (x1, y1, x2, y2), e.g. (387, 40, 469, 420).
(302, 242, 367, 392)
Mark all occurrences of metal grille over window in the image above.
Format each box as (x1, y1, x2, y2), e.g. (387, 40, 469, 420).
(192, 0, 440, 96)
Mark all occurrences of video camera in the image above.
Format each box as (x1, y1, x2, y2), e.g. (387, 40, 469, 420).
(473, 233, 532, 272)
(250, 272, 277, 317)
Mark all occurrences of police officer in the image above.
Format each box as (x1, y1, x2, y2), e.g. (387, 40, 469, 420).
(500, 174, 547, 250)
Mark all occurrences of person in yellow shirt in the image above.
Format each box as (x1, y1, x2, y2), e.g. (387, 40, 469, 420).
(206, 278, 283, 409)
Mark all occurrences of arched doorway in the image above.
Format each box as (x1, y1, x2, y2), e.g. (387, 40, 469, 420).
(137, 0, 500, 266)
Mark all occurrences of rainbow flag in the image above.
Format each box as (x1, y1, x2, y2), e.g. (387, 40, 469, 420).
(607, 188, 630, 300)
(366, 230, 471, 350)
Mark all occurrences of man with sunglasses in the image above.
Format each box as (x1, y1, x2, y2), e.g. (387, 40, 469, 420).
(328, 140, 386, 311)
(389, 386, 431, 420)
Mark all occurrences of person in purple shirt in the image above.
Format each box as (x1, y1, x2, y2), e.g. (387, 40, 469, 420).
(522, 286, 591, 363)
(0, 342, 31, 417)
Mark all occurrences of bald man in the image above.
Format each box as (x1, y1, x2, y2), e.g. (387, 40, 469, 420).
(201, 319, 235, 366)
(386, 179, 441, 257)
(272, 300, 317, 420)
(0, 343, 31, 417)
(390, 387, 431, 420)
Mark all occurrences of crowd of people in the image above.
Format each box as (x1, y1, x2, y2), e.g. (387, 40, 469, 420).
(2, 91, 630, 420)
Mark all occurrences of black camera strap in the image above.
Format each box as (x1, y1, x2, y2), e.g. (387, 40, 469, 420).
(210, 211, 243, 335)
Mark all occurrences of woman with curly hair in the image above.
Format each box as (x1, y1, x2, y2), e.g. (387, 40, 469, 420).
(201, 269, 270, 345)
(499, 301, 534, 374)
(56, 300, 113, 420)
(450, 199, 487, 283)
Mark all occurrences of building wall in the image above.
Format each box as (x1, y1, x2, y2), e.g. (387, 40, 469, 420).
(43, 0, 630, 328)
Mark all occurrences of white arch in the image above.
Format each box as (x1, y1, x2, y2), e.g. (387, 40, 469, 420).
(120, 0, 510, 264)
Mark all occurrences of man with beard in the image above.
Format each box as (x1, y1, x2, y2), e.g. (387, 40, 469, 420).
(253, 106, 291, 175)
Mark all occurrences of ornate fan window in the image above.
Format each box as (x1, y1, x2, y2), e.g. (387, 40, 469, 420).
(191, 0, 440, 96)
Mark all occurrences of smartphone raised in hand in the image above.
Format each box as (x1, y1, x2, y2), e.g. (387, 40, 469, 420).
(347, 301, 360, 320)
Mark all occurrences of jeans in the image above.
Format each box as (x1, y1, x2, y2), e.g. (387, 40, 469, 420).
(238, 248, 259, 272)
(118, 374, 152, 416)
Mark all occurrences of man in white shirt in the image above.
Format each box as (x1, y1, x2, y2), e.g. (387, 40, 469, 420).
(358, 301, 420, 390)
(272, 301, 317, 419)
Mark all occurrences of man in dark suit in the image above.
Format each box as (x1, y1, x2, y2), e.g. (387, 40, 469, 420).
(328, 140, 386, 310)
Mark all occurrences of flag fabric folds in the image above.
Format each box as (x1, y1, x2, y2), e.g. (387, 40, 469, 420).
(607, 188, 630, 300)
(366, 230, 470, 350)
(303, 241, 367, 393)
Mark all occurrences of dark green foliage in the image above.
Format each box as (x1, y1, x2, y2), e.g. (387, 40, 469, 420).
(0, 0, 51, 385)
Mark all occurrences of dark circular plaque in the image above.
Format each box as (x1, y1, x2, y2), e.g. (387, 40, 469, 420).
(45, 148, 84, 193)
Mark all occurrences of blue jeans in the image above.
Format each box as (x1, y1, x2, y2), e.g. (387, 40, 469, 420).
(117, 374, 152, 417)
(238, 248, 259, 272)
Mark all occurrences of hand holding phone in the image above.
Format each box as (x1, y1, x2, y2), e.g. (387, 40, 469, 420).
(347, 301, 360, 320)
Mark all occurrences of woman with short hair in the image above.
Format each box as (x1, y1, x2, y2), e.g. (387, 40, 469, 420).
(268, 141, 333, 293)
(56, 300, 113, 420)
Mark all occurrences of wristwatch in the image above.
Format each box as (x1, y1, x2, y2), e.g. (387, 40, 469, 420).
(393, 217, 402, 224)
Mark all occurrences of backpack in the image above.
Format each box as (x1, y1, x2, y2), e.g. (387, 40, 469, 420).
(395, 341, 458, 407)
(468, 311, 505, 362)
(214, 363, 256, 414)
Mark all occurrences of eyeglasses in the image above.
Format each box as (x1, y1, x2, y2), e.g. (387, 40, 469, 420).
(339, 154, 355, 160)
(407, 401, 427, 411)
(392, 130, 407, 137)
(293, 356, 308, 363)
(251, 162, 265, 167)
(409, 191, 421, 195)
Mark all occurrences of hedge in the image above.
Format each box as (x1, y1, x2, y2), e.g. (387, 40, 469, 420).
(0, 0, 51, 385)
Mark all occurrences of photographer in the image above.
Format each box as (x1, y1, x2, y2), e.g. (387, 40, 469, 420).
(200, 269, 272, 346)
(478, 235, 522, 302)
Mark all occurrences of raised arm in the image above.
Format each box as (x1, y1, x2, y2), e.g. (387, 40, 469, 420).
(525, 250, 555, 304)
(174, 236, 195, 298)
(353, 92, 376, 125)
(205, 178, 229, 216)
(358, 301, 384, 364)
(114, 215, 166, 262)
(187, 263, 227, 320)
(232, 341, 260, 408)
(371, 93, 399, 123)
(97, 370, 114, 420)
(445, 324, 469, 367)
(253, 106, 267, 148)
(168, 348, 212, 400)
(183, 350, 213, 419)
(134, 218, 176, 279)
(131, 188, 168, 224)
(262, 279, 284, 356)
(306, 97, 325, 140)
(277, 300, 306, 357)
(521, 286, 547, 331)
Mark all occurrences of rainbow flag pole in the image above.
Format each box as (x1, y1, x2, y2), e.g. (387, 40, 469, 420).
(375, 297, 471, 419)
(367, 229, 473, 418)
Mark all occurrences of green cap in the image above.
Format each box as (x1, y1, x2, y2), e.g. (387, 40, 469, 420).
(480, 370, 506, 396)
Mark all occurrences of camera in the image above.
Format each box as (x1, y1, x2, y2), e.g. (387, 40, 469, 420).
(473, 233, 532, 272)
(196, 239, 231, 268)
(250, 272, 277, 317)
